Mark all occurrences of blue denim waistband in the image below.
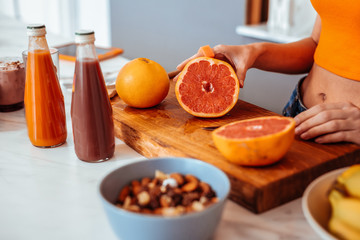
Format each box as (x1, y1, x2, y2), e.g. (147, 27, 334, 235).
(282, 77, 307, 117)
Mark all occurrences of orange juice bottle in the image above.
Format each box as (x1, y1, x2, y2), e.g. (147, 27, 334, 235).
(24, 24, 67, 148)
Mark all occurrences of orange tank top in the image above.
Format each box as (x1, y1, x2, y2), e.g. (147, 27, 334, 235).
(310, 0, 360, 80)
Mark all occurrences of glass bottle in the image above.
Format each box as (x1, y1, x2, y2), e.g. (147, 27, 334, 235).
(71, 30, 115, 162)
(24, 24, 67, 148)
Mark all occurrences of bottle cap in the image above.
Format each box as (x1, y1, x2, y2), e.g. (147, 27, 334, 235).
(75, 30, 95, 44)
(27, 24, 46, 36)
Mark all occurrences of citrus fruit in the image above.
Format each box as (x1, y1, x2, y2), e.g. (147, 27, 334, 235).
(115, 58, 169, 108)
(199, 45, 215, 58)
(175, 57, 239, 118)
(212, 116, 295, 166)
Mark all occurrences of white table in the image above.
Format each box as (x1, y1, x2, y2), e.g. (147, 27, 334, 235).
(0, 15, 319, 240)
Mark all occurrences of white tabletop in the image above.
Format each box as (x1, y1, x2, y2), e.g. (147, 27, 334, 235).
(0, 15, 319, 240)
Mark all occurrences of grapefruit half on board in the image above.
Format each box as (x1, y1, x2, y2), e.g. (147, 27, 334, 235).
(212, 116, 296, 166)
(175, 57, 239, 118)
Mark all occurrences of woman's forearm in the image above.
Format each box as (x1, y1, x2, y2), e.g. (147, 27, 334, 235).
(250, 37, 317, 74)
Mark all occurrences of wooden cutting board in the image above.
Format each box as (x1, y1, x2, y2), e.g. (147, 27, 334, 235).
(111, 83, 360, 213)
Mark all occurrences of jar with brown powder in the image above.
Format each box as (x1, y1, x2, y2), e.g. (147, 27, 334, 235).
(0, 57, 25, 112)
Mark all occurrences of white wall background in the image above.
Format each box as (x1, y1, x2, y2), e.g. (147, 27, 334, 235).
(0, 0, 111, 46)
(108, 0, 312, 114)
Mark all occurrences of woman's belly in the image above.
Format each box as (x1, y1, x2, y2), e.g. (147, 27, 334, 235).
(301, 63, 360, 108)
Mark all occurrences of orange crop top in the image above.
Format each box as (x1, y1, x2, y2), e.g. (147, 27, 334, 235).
(310, 0, 360, 80)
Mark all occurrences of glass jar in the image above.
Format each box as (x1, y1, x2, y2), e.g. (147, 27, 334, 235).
(0, 57, 25, 112)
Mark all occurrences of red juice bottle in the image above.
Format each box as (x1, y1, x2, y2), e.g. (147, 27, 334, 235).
(71, 30, 115, 162)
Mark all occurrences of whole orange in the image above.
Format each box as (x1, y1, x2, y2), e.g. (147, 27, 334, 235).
(115, 58, 169, 108)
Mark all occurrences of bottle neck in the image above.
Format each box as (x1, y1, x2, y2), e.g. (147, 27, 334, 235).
(76, 42, 97, 61)
(28, 35, 50, 52)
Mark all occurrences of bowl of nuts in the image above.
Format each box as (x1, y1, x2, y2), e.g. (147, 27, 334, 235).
(99, 157, 230, 240)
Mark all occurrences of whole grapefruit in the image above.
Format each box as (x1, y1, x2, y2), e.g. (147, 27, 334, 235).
(212, 116, 296, 166)
(115, 58, 169, 108)
(175, 57, 239, 118)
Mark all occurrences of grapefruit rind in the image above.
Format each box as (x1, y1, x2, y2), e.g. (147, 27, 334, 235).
(212, 116, 296, 166)
(175, 57, 239, 118)
(199, 45, 215, 58)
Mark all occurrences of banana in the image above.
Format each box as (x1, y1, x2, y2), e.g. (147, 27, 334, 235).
(327, 165, 360, 240)
(329, 217, 360, 240)
(329, 188, 345, 206)
(332, 197, 360, 231)
(338, 164, 360, 184)
(344, 171, 360, 199)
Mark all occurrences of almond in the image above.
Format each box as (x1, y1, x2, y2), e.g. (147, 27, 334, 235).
(117, 186, 130, 203)
(132, 184, 142, 195)
(160, 195, 172, 208)
(185, 174, 199, 184)
(141, 177, 151, 186)
(131, 180, 141, 187)
(181, 181, 198, 192)
(169, 173, 184, 185)
(199, 181, 211, 196)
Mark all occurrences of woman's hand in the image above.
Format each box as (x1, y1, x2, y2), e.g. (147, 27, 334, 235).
(294, 102, 360, 145)
(176, 44, 261, 88)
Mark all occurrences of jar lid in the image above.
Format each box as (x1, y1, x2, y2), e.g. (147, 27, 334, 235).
(27, 24, 46, 36)
(75, 30, 95, 44)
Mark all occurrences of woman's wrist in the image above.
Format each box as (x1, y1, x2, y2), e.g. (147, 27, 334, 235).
(246, 42, 267, 69)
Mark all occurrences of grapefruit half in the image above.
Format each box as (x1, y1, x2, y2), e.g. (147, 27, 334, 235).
(175, 57, 239, 118)
(212, 116, 296, 166)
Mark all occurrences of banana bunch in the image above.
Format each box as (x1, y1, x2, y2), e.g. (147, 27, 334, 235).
(328, 164, 360, 239)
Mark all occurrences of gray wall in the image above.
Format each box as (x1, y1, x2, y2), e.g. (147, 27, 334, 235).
(109, 0, 304, 114)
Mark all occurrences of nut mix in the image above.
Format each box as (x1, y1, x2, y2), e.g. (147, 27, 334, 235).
(115, 170, 218, 216)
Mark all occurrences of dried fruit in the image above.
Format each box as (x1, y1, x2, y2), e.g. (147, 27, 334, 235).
(115, 170, 218, 216)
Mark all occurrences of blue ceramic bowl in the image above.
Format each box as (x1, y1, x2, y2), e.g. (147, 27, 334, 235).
(99, 157, 230, 240)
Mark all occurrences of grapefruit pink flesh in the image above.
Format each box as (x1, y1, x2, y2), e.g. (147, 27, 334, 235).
(217, 118, 292, 138)
(212, 116, 295, 166)
(175, 57, 239, 118)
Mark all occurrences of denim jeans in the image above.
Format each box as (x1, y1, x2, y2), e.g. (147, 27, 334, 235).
(282, 77, 307, 117)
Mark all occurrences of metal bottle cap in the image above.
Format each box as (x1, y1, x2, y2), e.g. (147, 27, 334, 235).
(27, 24, 46, 36)
(75, 30, 95, 44)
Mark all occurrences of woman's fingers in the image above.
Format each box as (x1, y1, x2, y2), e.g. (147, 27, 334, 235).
(298, 118, 352, 140)
(295, 102, 354, 131)
(176, 44, 247, 87)
(314, 130, 358, 144)
(295, 107, 346, 135)
(176, 52, 202, 71)
(294, 102, 360, 144)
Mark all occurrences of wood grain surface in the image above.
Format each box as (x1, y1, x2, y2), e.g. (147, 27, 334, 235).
(111, 83, 360, 213)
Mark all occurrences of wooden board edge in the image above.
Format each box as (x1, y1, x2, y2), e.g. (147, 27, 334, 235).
(254, 149, 360, 213)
